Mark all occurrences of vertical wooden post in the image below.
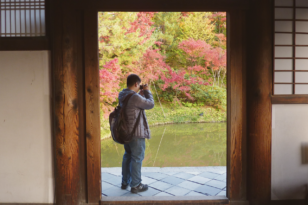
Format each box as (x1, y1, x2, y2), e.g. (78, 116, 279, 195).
(228, 10, 248, 204)
(52, 2, 82, 204)
(246, 0, 272, 204)
(84, 10, 102, 203)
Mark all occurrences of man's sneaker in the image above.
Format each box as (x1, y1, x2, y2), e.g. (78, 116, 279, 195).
(121, 184, 128, 190)
(131, 183, 148, 193)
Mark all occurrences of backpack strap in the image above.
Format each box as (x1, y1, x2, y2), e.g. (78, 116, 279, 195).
(130, 110, 142, 137)
(119, 92, 136, 128)
(122, 92, 135, 105)
(141, 110, 149, 129)
(120, 92, 146, 142)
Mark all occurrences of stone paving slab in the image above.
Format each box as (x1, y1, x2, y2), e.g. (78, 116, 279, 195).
(177, 181, 203, 190)
(205, 180, 226, 189)
(149, 181, 173, 191)
(186, 191, 207, 196)
(102, 186, 129, 196)
(160, 176, 185, 185)
(122, 192, 141, 197)
(141, 176, 157, 184)
(198, 171, 221, 180)
(214, 174, 227, 182)
(155, 192, 174, 196)
(194, 184, 222, 196)
(138, 187, 161, 196)
(187, 176, 211, 184)
(101, 166, 226, 198)
(173, 172, 195, 180)
(217, 191, 226, 196)
(101, 181, 117, 191)
(164, 186, 191, 196)
(142, 172, 169, 180)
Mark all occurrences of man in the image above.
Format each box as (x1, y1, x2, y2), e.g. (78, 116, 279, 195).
(118, 74, 154, 193)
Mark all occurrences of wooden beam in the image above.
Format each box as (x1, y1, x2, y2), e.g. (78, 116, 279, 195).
(246, 0, 272, 203)
(52, 3, 81, 204)
(84, 10, 102, 203)
(0, 37, 50, 51)
(272, 95, 308, 104)
(63, 0, 249, 11)
(228, 9, 247, 202)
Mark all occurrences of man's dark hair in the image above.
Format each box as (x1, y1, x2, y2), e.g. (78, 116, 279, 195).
(127, 74, 141, 87)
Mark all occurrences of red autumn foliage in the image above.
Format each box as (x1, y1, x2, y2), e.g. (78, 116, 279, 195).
(179, 38, 212, 60)
(126, 12, 156, 44)
(99, 58, 121, 118)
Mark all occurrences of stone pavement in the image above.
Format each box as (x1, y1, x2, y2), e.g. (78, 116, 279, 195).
(101, 167, 226, 197)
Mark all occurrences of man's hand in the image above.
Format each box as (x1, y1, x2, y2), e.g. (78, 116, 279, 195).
(139, 90, 145, 96)
(142, 84, 149, 90)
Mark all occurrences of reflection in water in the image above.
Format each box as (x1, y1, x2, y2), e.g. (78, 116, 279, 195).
(101, 122, 226, 167)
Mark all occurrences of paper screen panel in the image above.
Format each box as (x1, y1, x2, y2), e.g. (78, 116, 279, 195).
(296, 9, 308, 20)
(295, 72, 308, 83)
(275, 8, 293, 19)
(275, 72, 293, 83)
(275, 59, 293, 70)
(295, 60, 308, 70)
(295, 47, 308, 58)
(296, 21, 308, 33)
(295, 85, 308, 94)
(0, 0, 45, 37)
(274, 84, 293, 94)
(275, 46, 293, 58)
(275, 0, 293, 6)
(296, 0, 308, 7)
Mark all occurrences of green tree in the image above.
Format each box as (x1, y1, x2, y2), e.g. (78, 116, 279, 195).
(179, 12, 216, 44)
(98, 12, 158, 78)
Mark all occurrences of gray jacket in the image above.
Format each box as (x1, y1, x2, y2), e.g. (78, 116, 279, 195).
(118, 88, 154, 139)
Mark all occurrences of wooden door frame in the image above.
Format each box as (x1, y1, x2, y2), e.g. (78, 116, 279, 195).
(51, 0, 274, 204)
(83, 7, 248, 204)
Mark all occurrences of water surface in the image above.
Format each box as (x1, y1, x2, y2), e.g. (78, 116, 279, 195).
(101, 122, 226, 167)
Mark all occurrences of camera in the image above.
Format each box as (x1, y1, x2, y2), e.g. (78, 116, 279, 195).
(140, 84, 147, 90)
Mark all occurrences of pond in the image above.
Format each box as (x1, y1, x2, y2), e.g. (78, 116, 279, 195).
(101, 122, 226, 167)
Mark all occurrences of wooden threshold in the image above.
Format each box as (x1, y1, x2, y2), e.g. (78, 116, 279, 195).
(101, 196, 229, 204)
(272, 95, 308, 104)
(269, 199, 306, 205)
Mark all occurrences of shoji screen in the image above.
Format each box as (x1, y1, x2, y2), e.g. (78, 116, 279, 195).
(274, 0, 308, 94)
(0, 0, 46, 37)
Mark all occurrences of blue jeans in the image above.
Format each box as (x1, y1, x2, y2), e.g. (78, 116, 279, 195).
(122, 138, 145, 188)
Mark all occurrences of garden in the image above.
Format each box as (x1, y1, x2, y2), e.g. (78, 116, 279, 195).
(98, 12, 227, 141)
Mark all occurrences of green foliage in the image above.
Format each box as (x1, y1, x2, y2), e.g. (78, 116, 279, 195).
(179, 12, 216, 44)
(190, 84, 226, 107)
(98, 12, 158, 77)
(98, 12, 227, 121)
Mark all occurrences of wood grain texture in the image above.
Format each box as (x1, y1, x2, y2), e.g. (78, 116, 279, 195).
(52, 2, 81, 204)
(84, 10, 102, 203)
(228, 10, 247, 202)
(272, 95, 308, 104)
(0, 37, 49, 50)
(268, 199, 306, 205)
(246, 0, 272, 204)
(70, 0, 249, 11)
(76, 10, 88, 203)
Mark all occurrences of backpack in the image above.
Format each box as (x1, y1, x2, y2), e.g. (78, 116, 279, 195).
(109, 93, 144, 144)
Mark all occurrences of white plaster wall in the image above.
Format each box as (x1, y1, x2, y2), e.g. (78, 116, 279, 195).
(272, 104, 308, 200)
(0, 51, 54, 203)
